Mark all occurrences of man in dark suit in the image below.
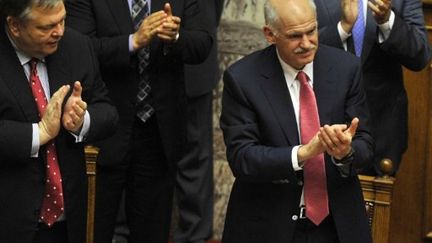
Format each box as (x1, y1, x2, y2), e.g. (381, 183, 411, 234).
(65, 0, 212, 242)
(314, 0, 431, 175)
(0, 0, 118, 242)
(174, 1, 224, 243)
(220, 0, 374, 242)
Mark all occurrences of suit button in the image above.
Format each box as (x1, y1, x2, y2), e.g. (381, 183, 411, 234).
(292, 215, 298, 221)
(297, 181, 303, 186)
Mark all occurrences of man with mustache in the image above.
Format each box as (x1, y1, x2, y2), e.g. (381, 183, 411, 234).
(220, 0, 374, 242)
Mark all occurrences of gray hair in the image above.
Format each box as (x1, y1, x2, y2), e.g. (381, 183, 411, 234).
(264, 0, 317, 30)
(1, 0, 63, 21)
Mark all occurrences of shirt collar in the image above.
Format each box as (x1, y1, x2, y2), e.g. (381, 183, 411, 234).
(276, 49, 314, 87)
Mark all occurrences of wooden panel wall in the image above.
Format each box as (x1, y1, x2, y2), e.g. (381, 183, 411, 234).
(389, 1, 432, 242)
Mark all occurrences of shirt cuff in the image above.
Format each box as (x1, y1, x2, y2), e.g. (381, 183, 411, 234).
(337, 21, 351, 51)
(291, 145, 302, 171)
(378, 11, 395, 43)
(129, 34, 135, 52)
(31, 123, 40, 157)
(71, 111, 90, 142)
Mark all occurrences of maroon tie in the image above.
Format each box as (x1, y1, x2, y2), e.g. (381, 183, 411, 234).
(297, 71, 329, 225)
(29, 59, 64, 227)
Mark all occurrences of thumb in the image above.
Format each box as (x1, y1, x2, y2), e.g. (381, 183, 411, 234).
(164, 3, 172, 16)
(72, 81, 82, 97)
(345, 117, 359, 137)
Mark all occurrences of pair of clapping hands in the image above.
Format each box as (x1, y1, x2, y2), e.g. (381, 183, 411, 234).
(39, 81, 86, 145)
(298, 118, 359, 162)
(341, 0, 392, 33)
(132, 3, 181, 51)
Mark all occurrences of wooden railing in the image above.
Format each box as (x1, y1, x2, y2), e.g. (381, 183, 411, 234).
(359, 159, 395, 243)
(85, 145, 99, 243)
(84, 146, 395, 243)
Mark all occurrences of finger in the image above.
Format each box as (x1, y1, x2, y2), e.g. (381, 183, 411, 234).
(367, 1, 381, 14)
(72, 81, 82, 97)
(318, 130, 332, 151)
(64, 119, 76, 130)
(164, 3, 172, 16)
(162, 22, 179, 31)
(323, 125, 345, 148)
(73, 102, 87, 118)
(319, 126, 337, 150)
(157, 28, 177, 37)
(345, 117, 359, 137)
(52, 85, 70, 104)
(76, 100, 87, 111)
(147, 11, 167, 25)
(171, 16, 181, 25)
(157, 33, 176, 41)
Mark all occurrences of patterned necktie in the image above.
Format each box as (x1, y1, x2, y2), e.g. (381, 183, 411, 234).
(132, 0, 154, 122)
(297, 71, 329, 225)
(29, 58, 64, 227)
(352, 0, 365, 57)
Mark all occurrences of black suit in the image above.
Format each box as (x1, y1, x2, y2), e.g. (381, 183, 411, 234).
(65, 0, 212, 242)
(220, 45, 374, 243)
(174, 0, 224, 242)
(0, 26, 118, 243)
(314, 0, 431, 175)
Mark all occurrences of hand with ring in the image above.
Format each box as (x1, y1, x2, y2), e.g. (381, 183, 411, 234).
(132, 10, 167, 51)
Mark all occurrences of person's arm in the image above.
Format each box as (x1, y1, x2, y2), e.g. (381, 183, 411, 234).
(165, 0, 213, 64)
(65, 0, 132, 69)
(220, 69, 317, 183)
(377, 0, 431, 71)
(329, 58, 374, 176)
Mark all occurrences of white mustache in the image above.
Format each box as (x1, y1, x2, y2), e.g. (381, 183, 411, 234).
(294, 45, 317, 54)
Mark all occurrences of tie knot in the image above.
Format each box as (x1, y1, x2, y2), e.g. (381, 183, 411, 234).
(296, 71, 309, 85)
(30, 58, 38, 70)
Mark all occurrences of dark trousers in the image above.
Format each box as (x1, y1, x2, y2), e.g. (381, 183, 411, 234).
(34, 221, 68, 243)
(94, 115, 176, 243)
(174, 92, 214, 243)
(291, 216, 340, 243)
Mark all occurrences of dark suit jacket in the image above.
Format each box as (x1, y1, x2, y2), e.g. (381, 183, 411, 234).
(315, 0, 431, 174)
(220, 44, 374, 243)
(0, 26, 118, 243)
(65, 0, 212, 167)
(184, 0, 224, 97)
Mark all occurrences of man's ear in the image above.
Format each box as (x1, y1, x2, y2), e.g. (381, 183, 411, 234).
(6, 16, 21, 37)
(263, 25, 276, 44)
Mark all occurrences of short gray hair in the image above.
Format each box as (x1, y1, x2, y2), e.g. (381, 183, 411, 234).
(1, 0, 63, 21)
(264, 0, 317, 30)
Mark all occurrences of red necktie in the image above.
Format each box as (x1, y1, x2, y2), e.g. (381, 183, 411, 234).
(297, 71, 329, 225)
(29, 58, 64, 227)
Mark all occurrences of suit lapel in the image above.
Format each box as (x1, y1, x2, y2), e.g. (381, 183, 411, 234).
(259, 47, 299, 146)
(45, 48, 69, 98)
(0, 27, 39, 121)
(313, 47, 335, 126)
(361, 6, 377, 63)
(107, 0, 135, 33)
